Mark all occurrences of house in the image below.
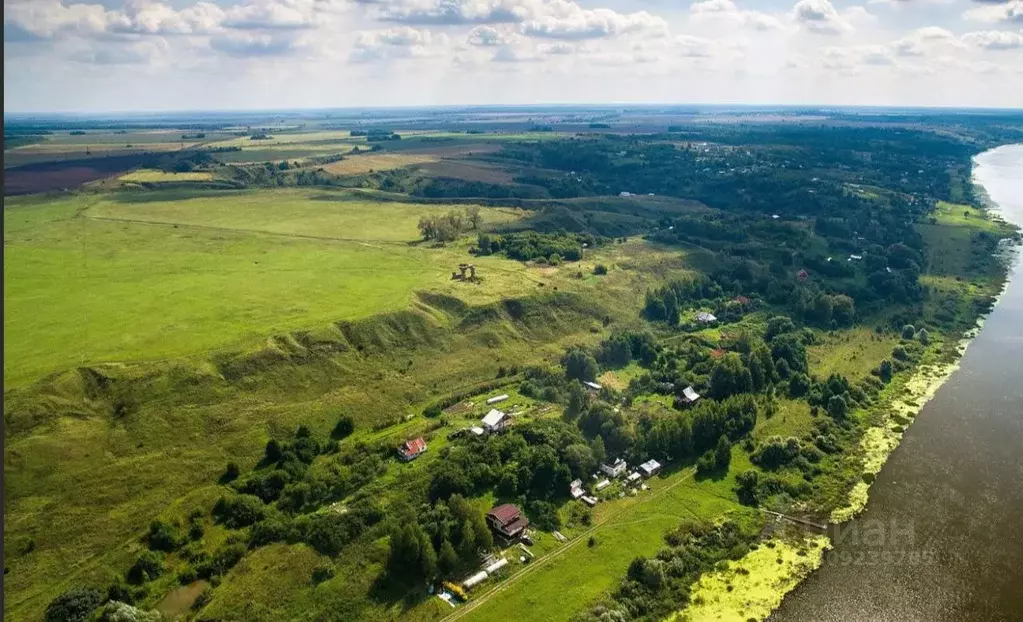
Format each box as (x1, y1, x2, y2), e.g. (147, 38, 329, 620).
(619, 191, 633, 197)
(639, 459, 662, 477)
(595, 479, 611, 491)
(486, 504, 529, 539)
(581, 495, 598, 507)
(626, 472, 642, 486)
(679, 386, 700, 406)
(481, 408, 509, 433)
(696, 312, 717, 323)
(600, 458, 628, 478)
(570, 479, 585, 499)
(486, 394, 509, 405)
(583, 381, 602, 393)
(397, 437, 427, 462)
(848, 254, 863, 261)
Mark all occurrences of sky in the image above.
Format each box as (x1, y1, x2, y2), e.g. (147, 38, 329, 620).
(4, 0, 1023, 112)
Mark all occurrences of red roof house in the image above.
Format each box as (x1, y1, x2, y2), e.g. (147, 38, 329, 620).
(397, 437, 427, 462)
(486, 504, 529, 539)
(797, 269, 809, 281)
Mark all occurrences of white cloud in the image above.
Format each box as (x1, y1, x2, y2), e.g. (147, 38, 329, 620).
(467, 25, 513, 46)
(891, 26, 961, 56)
(962, 29, 1023, 50)
(520, 7, 666, 40)
(210, 31, 297, 57)
(690, 0, 787, 32)
(792, 0, 854, 34)
(351, 26, 445, 62)
(378, 0, 535, 25)
(964, 0, 1023, 24)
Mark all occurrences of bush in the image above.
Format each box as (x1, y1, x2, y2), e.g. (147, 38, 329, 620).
(901, 324, 916, 339)
(916, 328, 930, 345)
(127, 551, 164, 584)
(146, 519, 180, 552)
(594, 264, 608, 275)
(45, 587, 104, 622)
(212, 494, 266, 528)
(99, 600, 162, 622)
(892, 345, 909, 361)
(192, 587, 213, 611)
(331, 416, 355, 439)
(221, 462, 240, 483)
(312, 563, 336, 584)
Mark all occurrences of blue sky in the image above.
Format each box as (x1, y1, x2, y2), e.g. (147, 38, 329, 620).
(4, 0, 1022, 112)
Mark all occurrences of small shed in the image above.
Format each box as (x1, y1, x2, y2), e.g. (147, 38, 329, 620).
(581, 495, 598, 507)
(486, 394, 509, 405)
(626, 472, 642, 486)
(462, 571, 488, 589)
(583, 381, 602, 393)
(595, 479, 611, 491)
(639, 459, 662, 477)
(696, 312, 717, 324)
(680, 386, 700, 406)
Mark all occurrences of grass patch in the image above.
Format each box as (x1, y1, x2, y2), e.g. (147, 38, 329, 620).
(119, 169, 214, 183)
(807, 328, 899, 381)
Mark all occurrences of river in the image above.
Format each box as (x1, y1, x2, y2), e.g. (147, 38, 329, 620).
(771, 144, 1023, 622)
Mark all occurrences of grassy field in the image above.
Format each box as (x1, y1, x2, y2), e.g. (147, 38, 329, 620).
(807, 328, 900, 381)
(455, 451, 758, 622)
(3, 189, 530, 386)
(118, 169, 215, 183)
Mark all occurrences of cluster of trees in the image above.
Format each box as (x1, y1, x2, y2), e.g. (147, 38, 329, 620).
(574, 520, 756, 622)
(418, 207, 482, 243)
(478, 230, 605, 263)
(386, 495, 494, 583)
(643, 276, 724, 325)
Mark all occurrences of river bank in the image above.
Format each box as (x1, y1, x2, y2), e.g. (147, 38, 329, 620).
(769, 144, 1023, 621)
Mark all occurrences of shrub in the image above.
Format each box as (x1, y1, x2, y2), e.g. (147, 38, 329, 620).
(312, 563, 336, 584)
(212, 494, 266, 528)
(146, 520, 180, 552)
(331, 416, 356, 439)
(192, 587, 213, 611)
(594, 264, 608, 275)
(901, 324, 916, 339)
(221, 462, 240, 483)
(892, 345, 909, 361)
(916, 328, 930, 345)
(127, 551, 163, 584)
(45, 588, 104, 622)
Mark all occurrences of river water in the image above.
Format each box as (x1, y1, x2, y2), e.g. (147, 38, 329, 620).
(771, 144, 1023, 622)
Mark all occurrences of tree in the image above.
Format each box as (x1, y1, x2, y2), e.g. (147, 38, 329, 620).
(477, 233, 492, 255)
(832, 295, 855, 326)
(901, 324, 916, 339)
(563, 443, 597, 479)
(735, 469, 759, 506)
(916, 328, 930, 345)
(331, 415, 355, 440)
(466, 205, 482, 230)
(709, 353, 754, 400)
(714, 435, 732, 471)
(146, 520, 180, 552)
(45, 588, 104, 622)
(562, 348, 598, 382)
(127, 551, 163, 584)
(878, 359, 894, 382)
(565, 381, 590, 421)
(765, 316, 796, 341)
(388, 523, 437, 581)
(438, 539, 459, 575)
(594, 264, 608, 275)
(827, 395, 848, 419)
(221, 462, 240, 483)
(264, 438, 282, 464)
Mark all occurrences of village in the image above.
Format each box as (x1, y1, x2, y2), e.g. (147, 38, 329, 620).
(394, 387, 672, 609)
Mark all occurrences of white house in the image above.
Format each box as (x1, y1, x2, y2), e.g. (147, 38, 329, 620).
(619, 191, 632, 197)
(696, 312, 717, 323)
(569, 479, 585, 499)
(600, 458, 628, 478)
(639, 460, 662, 478)
(679, 386, 701, 406)
(626, 472, 642, 486)
(481, 409, 509, 433)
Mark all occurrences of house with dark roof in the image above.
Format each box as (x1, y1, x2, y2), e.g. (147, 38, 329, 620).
(397, 437, 427, 462)
(486, 504, 529, 540)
